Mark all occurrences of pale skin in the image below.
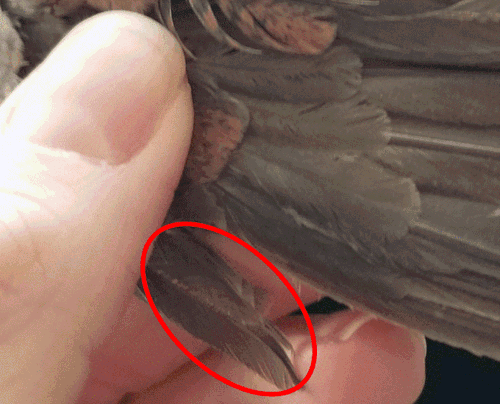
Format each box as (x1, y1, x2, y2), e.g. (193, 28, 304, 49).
(0, 11, 426, 404)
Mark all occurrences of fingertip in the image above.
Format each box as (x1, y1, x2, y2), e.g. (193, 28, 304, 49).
(124, 311, 425, 404)
(1, 11, 191, 165)
(289, 312, 426, 404)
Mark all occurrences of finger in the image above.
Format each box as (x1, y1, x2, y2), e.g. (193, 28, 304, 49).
(127, 310, 426, 403)
(0, 11, 192, 404)
(77, 237, 323, 404)
(76, 296, 210, 404)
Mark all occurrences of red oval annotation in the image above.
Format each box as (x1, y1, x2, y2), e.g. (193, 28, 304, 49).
(140, 221, 317, 397)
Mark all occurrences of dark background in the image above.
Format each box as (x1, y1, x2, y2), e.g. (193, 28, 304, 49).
(302, 298, 500, 404)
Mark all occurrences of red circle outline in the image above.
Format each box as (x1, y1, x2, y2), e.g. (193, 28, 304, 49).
(140, 221, 317, 396)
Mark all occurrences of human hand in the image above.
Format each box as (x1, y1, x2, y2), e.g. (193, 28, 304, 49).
(0, 11, 426, 404)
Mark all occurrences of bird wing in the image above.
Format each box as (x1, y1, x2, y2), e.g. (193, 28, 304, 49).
(335, 0, 500, 65)
(167, 38, 500, 362)
(139, 227, 300, 389)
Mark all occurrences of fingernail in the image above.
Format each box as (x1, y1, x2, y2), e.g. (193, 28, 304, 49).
(285, 311, 377, 366)
(409, 329, 427, 357)
(2, 12, 188, 165)
(313, 310, 377, 342)
(284, 311, 375, 379)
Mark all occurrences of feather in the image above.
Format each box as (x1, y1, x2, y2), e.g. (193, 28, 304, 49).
(166, 45, 500, 363)
(139, 227, 300, 390)
(216, 0, 338, 54)
(158, 0, 260, 56)
(335, 0, 500, 66)
(362, 67, 500, 126)
(189, 45, 362, 103)
(0, 11, 23, 101)
(176, 141, 500, 360)
(347, 0, 460, 16)
(184, 83, 250, 183)
(3, 0, 500, 390)
(238, 93, 389, 149)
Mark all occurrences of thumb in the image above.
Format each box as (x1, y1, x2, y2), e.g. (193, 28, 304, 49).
(0, 11, 192, 404)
